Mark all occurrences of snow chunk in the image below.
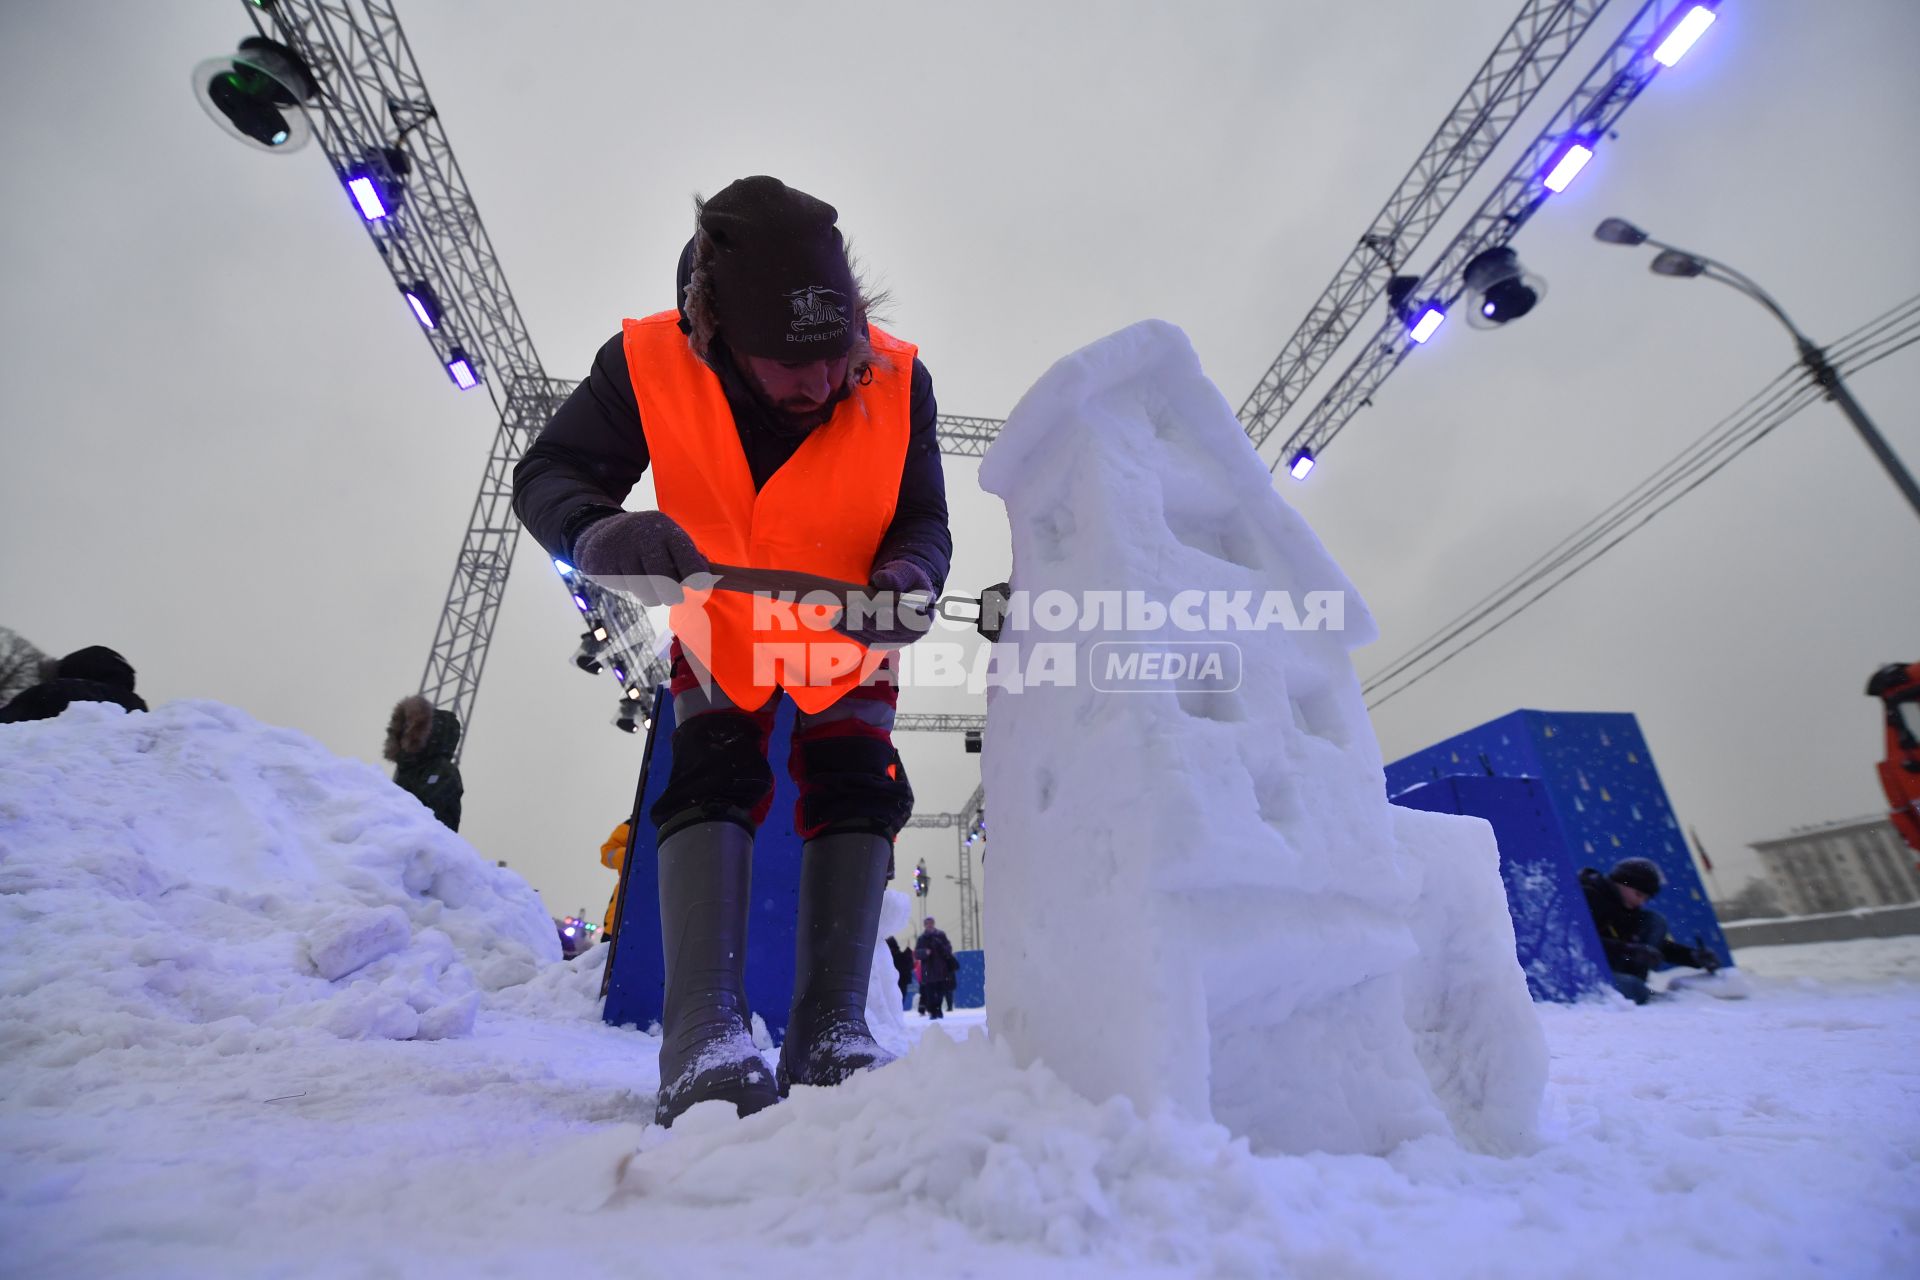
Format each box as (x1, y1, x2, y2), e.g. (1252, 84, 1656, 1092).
(0, 700, 560, 1058)
(978, 322, 1544, 1155)
(306, 905, 411, 981)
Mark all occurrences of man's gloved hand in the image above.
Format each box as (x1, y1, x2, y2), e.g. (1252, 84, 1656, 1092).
(1691, 945, 1721, 973)
(572, 511, 709, 606)
(843, 558, 935, 649)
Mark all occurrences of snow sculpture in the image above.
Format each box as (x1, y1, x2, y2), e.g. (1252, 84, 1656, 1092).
(977, 321, 1545, 1155)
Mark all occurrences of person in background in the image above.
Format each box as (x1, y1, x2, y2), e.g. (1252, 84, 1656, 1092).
(1579, 857, 1719, 1004)
(914, 916, 956, 1019)
(383, 696, 463, 832)
(886, 935, 915, 1010)
(0, 645, 148, 723)
(601, 820, 632, 938)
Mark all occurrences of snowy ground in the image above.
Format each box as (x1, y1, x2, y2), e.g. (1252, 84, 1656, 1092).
(4, 705, 1917, 1278)
(1, 938, 1913, 1278)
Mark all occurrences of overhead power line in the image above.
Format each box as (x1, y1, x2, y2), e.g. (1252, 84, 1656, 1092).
(1361, 295, 1920, 708)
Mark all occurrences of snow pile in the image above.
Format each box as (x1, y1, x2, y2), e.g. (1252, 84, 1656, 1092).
(977, 321, 1546, 1155)
(0, 700, 560, 1057)
(865, 887, 913, 1056)
(613, 1027, 1296, 1265)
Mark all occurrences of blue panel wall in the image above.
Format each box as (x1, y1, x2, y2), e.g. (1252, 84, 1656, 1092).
(1386, 710, 1731, 970)
(952, 949, 986, 1009)
(1392, 776, 1613, 1001)
(602, 689, 803, 1042)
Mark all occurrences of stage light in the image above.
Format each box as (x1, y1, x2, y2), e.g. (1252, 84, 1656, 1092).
(626, 686, 644, 701)
(573, 594, 590, 611)
(1542, 140, 1594, 193)
(611, 666, 627, 684)
(402, 282, 441, 329)
(1464, 247, 1547, 328)
(446, 348, 478, 390)
(1409, 307, 1446, 344)
(1288, 449, 1315, 480)
(1653, 5, 1716, 67)
(553, 558, 573, 575)
(346, 172, 387, 220)
(190, 36, 315, 154)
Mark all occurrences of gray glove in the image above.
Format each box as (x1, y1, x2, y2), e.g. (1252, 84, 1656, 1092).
(572, 511, 709, 606)
(842, 558, 935, 649)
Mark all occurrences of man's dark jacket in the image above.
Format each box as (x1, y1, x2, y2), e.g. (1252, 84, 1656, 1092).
(1579, 868, 1699, 979)
(915, 927, 958, 985)
(0, 646, 147, 723)
(0, 679, 147, 723)
(511, 244, 951, 591)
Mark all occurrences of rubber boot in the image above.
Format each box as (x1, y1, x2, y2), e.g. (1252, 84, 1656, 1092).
(776, 831, 897, 1094)
(653, 820, 778, 1126)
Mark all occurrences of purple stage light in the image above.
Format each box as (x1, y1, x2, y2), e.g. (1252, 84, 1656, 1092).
(403, 286, 438, 329)
(1288, 450, 1315, 480)
(1410, 307, 1446, 344)
(446, 348, 478, 390)
(573, 594, 590, 611)
(1543, 141, 1594, 193)
(346, 173, 387, 220)
(552, 558, 573, 575)
(1653, 5, 1716, 67)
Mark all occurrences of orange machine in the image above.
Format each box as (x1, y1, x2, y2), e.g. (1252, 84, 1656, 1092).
(1868, 662, 1920, 855)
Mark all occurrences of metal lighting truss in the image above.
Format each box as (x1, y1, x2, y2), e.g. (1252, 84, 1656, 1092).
(901, 781, 985, 948)
(1277, 0, 1707, 462)
(1241, 0, 1611, 455)
(242, 0, 663, 749)
(893, 713, 988, 733)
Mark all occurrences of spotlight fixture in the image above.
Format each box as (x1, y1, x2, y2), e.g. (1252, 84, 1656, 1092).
(1463, 247, 1547, 329)
(190, 36, 317, 153)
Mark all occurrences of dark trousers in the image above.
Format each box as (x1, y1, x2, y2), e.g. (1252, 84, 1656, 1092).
(651, 639, 913, 838)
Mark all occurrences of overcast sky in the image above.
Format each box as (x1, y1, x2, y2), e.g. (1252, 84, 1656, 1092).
(2, 1, 1916, 924)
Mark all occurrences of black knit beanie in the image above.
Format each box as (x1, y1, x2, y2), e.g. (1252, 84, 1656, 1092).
(1609, 857, 1663, 899)
(698, 176, 854, 360)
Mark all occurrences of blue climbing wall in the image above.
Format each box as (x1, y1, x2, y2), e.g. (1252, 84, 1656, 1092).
(1392, 776, 1613, 1001)
(1386, 710, 1731, 971)
(602, 689, 803, 1042)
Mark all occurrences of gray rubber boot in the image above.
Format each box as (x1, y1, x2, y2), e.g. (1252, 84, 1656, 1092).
(653, 820, 778, 1126)
(776, 831, 897, 1094)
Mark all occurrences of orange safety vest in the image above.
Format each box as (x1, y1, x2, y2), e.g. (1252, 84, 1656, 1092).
(622, 310, 915, 713)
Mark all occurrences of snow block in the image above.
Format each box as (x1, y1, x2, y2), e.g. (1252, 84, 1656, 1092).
(1386, 710, 1731, 970)
(977, 321, 1545, 1155)
(601, 691, 906, 1047)
(1392, 776, 1614, 1002)
(306, 905, 411, 981)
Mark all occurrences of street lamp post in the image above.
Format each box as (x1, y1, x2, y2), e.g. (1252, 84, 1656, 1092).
(1594, 217, 1920, 521)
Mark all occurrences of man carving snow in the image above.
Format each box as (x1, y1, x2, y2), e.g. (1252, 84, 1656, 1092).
(512, 176, 950, 1125)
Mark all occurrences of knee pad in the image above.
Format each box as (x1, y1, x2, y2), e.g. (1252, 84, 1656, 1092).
(651, 711, 775, 833)
(790, 730, 913, 839)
